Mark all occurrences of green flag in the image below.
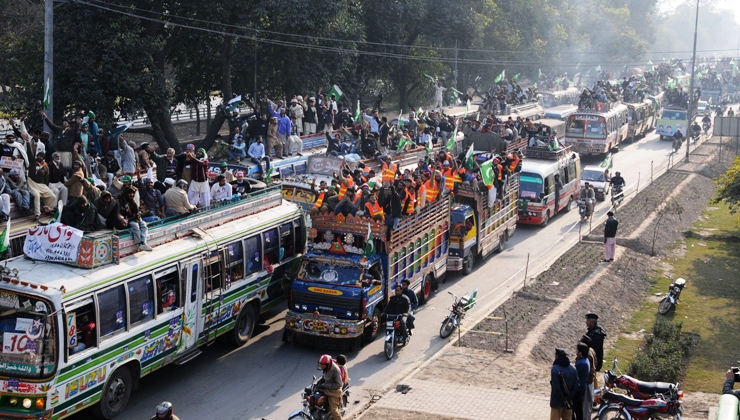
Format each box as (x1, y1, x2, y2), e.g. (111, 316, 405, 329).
(266, 166, 274, 181)
(574, 72, 580, 79)
(107, 120, 135, 137)
(538, 69, 542, 79)
(43, 78, 50, 110)
(494, 70, 506, 83)
(576, 62, 581, 70)
(363, 223, 375, 257)
(51, 200, 63, 224)
(595, 64, 602, 72)
(426, 134, 433, 156)
(223, 95, 242, 114)
(423, 73, 436, 83)
(329, 84, 343, 102)
(417, 107, 423, 116)
(450, 87, 464, 96)
(464, 99, 470, 118)
(512, 73, 521, 81)
(647, 60, 654, 72)
(532, 83, 538, 90)
(354, 100, 361, 124)
(0, 217, 9, 254)
(480, 160, 494, 186)
(397, 136, 412, 153)
(464, 143, 475, 170)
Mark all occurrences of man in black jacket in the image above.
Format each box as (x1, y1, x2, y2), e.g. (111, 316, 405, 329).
(604, 211, 618, 262)
(585, 314, 606, 372)
(379, 181, 402, 231)
(384, 285, 411, 341)
(723, 368, 740, 399)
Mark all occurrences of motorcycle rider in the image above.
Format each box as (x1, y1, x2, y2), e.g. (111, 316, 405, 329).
(610, 171, 625, 200)
(385, 284, 411, 342)
(401, 279, 417, 334)
(578, 182, 595, 216)
(672, 129, 684, 151)
(691, 121, 701, 139)
(151, 401, 180, 420)
(317, 354, 344, 420)
(701, 114, 712, 131)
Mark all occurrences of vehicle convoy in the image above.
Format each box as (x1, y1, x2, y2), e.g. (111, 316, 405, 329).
(284, 198, 450, 347)
(0, 185, 305, 419)
(658, 277, 686, 315)
(448, 166, 519, 275)
(518, 146, 582, 227)
(562, 101, 629, 155)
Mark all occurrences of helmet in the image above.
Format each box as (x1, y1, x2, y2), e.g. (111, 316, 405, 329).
(155, 401, 173, 416)
(317, 354, 332, 370)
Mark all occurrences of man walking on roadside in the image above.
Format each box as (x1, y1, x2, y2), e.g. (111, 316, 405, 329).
(550, 348, 578, 420)
(604, 211, 618, 262)
(585, 314, 606, 373)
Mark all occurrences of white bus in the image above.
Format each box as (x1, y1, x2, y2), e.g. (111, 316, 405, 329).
(562, 102, 629, 156)
(0, 186, 304, 419)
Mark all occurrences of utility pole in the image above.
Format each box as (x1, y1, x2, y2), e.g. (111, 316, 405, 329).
(43, 0, 53, 132)
(454, 39, 459, 91)
(253, 37, 258, 112)
(686, 0, 699, 163)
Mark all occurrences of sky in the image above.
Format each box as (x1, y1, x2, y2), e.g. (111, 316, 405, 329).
(658, 0, 740, 25)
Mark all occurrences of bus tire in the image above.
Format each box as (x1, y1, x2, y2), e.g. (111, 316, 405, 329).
(562, 197, 572, 213)
(232, 304, 257, 346)
(541, 212, 550, 227)
(94, 366, 133, 419)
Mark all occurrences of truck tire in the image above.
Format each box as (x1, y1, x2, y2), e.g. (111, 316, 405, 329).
(462, 252, 474, 275)
(419, 274, 433, 305)
(364, 308, 381, 343)
(495, 232, 508, 253)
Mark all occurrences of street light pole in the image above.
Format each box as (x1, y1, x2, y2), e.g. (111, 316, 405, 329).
(43, 0, 54, 131)
(685, 0, 699, 162)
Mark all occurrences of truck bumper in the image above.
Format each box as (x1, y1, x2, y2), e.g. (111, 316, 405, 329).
(0, 409, 53, 420)
(447, 256, 464, 272)
(285, 311, 364, 338)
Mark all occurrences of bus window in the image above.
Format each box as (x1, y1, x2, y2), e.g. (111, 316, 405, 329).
(245, 235, 262, 275)
(263, 228, 280, 265)
(128, 275, 154, 325)
(68, 303, 97, 356)
(156, 267, 181, 313)
(98, 286, 127, 338)
(225, 240, 244, 283)
(190, 264, 199, 303)
(280, 223, 294, 261)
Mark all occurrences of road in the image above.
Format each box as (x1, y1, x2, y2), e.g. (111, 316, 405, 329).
(69, 128, 690, 420)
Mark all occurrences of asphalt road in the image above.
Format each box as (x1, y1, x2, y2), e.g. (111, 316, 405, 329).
(69, 128, 686, 420)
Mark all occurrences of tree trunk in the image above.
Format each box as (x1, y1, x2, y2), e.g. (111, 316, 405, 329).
(144, 104, 182, 153)
(197, 11, 236, 152)
(195, 102, 201, 136)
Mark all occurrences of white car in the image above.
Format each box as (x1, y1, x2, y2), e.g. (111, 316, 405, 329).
(580, 165, 610, 201)
(697, 100, 710, 116)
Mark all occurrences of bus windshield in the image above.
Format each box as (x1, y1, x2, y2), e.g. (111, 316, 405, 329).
(297, 260, 362, 286)
(661, 110, 686, 120)
(519, 174, 543, 201)
(566, 118, 585, 136)
(0, 291, 56, 379)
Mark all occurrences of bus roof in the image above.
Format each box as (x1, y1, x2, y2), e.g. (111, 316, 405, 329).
(1, 201, 301, 300)
(544, 105, 578, 120)
(521, 159, 562, 177)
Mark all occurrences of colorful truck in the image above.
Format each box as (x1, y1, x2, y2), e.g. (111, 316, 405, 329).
(284, 198, 450, 346)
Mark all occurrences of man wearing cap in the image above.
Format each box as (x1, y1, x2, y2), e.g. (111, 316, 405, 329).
(302, 98, 318, 135)
(231, 171, 252, 195)
(102, 151, 121, 188)
(118, 185, 152, 251)
(27, 151, 56, 220)
(289, 97, 304, 136)
(86, 111, 101, 155)
(65, 158, 88, 207)
(277, 110, 292, 157)
(178, 144, 196, 183)
(585, 314, 606, 373)
(165, 180, 195, 215)
(604, 211, 618, 262)
(141, 178, 166, 221)
(550, 347, 579, 420)
(210, 175, 232, 203)
(187, 148, 210, 208)
(219, 162, 235, 183)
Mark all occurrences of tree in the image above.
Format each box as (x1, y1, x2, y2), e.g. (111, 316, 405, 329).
(714, 156, 740, 214)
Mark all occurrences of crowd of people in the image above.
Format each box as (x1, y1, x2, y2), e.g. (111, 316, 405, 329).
(479, 80, 539, 114)
(1, 112, 261, 251)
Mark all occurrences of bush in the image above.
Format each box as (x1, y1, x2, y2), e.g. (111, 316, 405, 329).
(628, 317, 692, 382)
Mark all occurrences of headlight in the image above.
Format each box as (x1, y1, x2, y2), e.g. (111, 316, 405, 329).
(294, 304, 299, 310)
(22, 398, 32, 409)
(8, 397, 17, 406)
(301, 305, 308, 311)
(346, 311, 352, 317)
(673, 287, 681, 293)
(35, 398, 45, 410)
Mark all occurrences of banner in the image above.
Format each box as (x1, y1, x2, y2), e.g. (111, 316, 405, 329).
(0, 157, 24, 171)
(23, 223, 84, 263)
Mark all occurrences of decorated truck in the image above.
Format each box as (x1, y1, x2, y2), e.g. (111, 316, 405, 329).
(283, 198, 450, 346)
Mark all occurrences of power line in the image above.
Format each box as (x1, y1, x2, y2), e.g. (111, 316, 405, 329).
(80, 0, 740, 58)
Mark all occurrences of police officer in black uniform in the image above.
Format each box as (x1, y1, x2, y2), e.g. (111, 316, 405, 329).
(585, 313, 607, 372)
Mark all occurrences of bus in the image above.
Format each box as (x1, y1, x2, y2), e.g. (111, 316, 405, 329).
(562, 102, 629, 155)
(0, 185, 305, 419)
(626, 99, 657, 142)
(540, 87, 580, 109)
(518, 146, 581, 227)
(544, 104, 579, 121)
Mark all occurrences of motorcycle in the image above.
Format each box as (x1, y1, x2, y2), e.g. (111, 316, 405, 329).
(288, 376, 350, 420)
(577, 198, 592, 221)
(596, 386, 683, 420)
(658, 278, 686, 315)
(603, 358, 680, 400)
(672, 137, 682, 153)
(384, 314, 409, 360)
(611, 184, 625, 207)
(440, 292, 469, 339)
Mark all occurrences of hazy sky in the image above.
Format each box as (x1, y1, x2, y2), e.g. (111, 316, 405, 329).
(658, 0, 740, 25)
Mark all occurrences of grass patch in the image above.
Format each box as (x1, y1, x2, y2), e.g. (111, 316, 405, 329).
(606, 202, 740, 393)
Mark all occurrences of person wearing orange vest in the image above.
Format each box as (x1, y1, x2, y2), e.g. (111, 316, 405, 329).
(335, 169, 355, 201)
(493, 157, 505, 200)
(414, 175, 427, 209)
(441, 160, 456, 192)
(364, 193, 385, 222)
(381, 156, 398, 183)
(508, 153, 521, 173)
(424, 171, 443, 202)
(402, 179, 417, 215)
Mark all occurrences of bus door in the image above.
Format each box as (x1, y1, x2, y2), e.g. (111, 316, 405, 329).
(182, 257, 202, 351)
(191, 227, 222, 345)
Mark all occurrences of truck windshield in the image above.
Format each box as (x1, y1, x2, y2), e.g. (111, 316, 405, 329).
(0, 291, 56, 379)
(297, 260, 362, 285)
(519, 174, 543, 201)
(661, 110, 686, 120)
(450, 214, 473, 237)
